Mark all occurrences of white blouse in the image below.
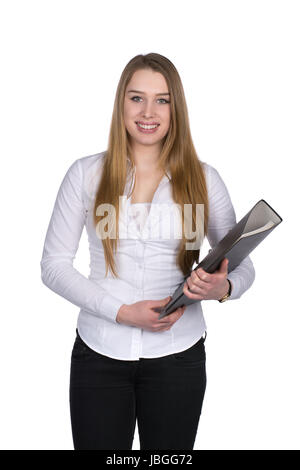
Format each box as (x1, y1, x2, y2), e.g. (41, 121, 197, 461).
(40, 151, 255, 360)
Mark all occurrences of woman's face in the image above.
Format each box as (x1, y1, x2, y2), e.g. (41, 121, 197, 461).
(124, 69, 171, 150)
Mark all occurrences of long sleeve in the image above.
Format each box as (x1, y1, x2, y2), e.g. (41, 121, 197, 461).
(40, 158, 124, 323)
(205, 164, 255, 299)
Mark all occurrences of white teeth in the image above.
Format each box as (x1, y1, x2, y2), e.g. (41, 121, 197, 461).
(137, 123, 159, 129)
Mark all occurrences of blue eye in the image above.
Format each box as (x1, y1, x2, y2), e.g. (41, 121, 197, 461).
(130, 96, 170, 104)
(131, 96, 142, 102)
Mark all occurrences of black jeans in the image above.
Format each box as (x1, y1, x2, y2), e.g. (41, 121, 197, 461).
(69, 329, 207, 450)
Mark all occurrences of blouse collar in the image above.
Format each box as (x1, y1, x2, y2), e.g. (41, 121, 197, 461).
(126, 156, 171, 181)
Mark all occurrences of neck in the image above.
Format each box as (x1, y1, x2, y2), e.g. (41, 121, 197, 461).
(129, 141, 162, 172)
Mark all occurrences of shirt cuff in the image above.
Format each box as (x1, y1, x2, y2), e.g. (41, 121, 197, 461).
(227, 273, 242, 300)
(100, 294, 125, 323)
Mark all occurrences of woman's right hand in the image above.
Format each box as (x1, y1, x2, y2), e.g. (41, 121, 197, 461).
(116, 296, 186, 332)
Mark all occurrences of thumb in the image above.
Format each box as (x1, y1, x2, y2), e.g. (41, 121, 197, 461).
(151, 296, 171, 313)
(218, 258, 229, 273)
(160, 296, 171, 305)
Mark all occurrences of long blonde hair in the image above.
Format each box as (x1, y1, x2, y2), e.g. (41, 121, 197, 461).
(93, 53, 209, 278)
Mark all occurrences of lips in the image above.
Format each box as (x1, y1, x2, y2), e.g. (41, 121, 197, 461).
(135, 121, 160, 126)
(135, 122, 160, 133)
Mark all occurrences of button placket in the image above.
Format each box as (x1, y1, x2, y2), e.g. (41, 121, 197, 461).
(125, 169, 170, 359)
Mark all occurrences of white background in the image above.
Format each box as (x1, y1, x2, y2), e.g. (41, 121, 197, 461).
(0, 0, 299, 450)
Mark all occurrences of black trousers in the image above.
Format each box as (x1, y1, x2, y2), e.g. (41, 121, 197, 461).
(69, 329, 207, 450)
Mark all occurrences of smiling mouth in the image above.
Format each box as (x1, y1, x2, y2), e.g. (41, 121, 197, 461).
(135, 122, 160, 129)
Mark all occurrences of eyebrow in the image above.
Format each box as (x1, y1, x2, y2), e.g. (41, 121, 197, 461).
(127, 90, 170, 96)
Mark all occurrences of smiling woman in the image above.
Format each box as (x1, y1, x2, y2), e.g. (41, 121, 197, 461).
(94, 57, 210, 280)
(40, 52, 255, 451)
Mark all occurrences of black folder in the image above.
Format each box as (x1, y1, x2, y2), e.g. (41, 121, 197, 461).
(155, 199, 282, 319)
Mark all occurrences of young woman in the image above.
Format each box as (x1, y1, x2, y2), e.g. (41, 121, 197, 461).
(40, 53, 255, 450)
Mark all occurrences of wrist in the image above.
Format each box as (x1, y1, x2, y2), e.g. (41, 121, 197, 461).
(116, 304, 130, 324)
(218, 279, 232, 302)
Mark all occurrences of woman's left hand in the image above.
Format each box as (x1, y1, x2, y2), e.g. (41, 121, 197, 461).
(183, 258, 230, 301)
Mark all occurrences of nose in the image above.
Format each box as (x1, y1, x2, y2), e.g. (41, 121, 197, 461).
(141, 100, 156, 118)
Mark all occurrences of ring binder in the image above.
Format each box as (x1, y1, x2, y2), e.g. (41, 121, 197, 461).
(155, 199, 283, 319)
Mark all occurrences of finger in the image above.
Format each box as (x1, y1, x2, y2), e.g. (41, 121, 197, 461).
(190, 271, 206, 288)
(160, 295, 172, 306)
(186, 277, 205, 296)
(155, 322, 172, 331)
(151, 296, 172, 313)
(195, 268, 211, 283)
(156, 322, 173, 332)
(166, 310, 184, 328)
(170, 307, 185, 320)
(187, 277, 205, 293)
(155, 321, 171, 328)
(218, 258, 229, 274)
(157, 304, 185, 324)
(183, 282, 203, 299)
